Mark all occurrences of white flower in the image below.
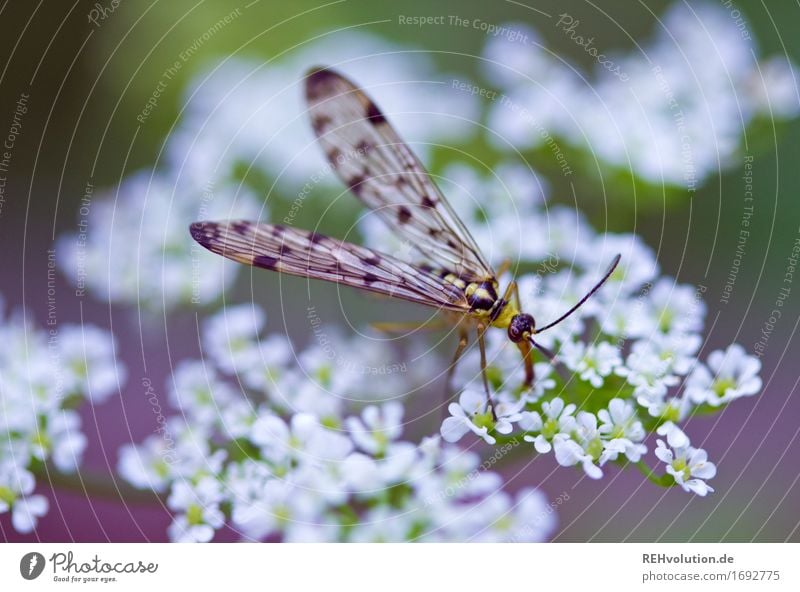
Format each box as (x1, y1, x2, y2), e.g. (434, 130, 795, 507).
(597, 398, 647, 463)
(616, 341, 679, 405)
(598, 398, 645, 441)
(203, 304, 268, 375)
(57, 173, 261, 310)
(686, 344, 762, 407)
(582, 233, 659, 298)
(598, 295, 654, 339)
(503, 488, 558, 542)
(440, 389, 519, 445)
(229, 477, 322, 541)
(167, 477, 226, 542)
(646, 279, 706, 335)
(561, 341, 621, 387)
(250, 412, 352, 467)
(57, 325, 125, 403)
(650, 331, 702, 375)
(0, 463, 48, 533)
(47, 411, 88, 472)
(11, 494, 49, 534)
(346, 402, 404, 456)
(347, 508, 412, 542)
(482, 4, 798, 188)
(646, 394, 694, 422)
(117, 437, 177, 493)
(521, 397, 576, 453)
(241, 335, 294, 392)
(169, 360, 238, 426)
(468, 488, 557, 543)
(656, 421, 690, 449)
(553, 435, 603, 479)
(554, 412, 603, 479)
(746, 56, 800, 117)
(419, 447, 503, 506)
(655, 439, 717, 496)
(170, 33, 479, 201)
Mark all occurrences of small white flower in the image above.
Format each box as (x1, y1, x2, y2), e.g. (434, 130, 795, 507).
(655, 439, 717, 496)
(521, 397, 576, 453)
(554, 412, 604, 479)
(598, 398, 645, 441)
(503, 488, 558, 542)
(117, 437, 177, 492)
(686, 344, 762, 407)
(203, 304, 267, 375)
(230, 477, 321, 541)
(597, 398, 647, 463)
(251, 412, 352, 467)
(440, 389, 519, 445)
(10, 494, 49, 534)
(616, 341, 679, 405)
(419, 447, 502, 506)
(647, 279, 706, 335)
(348, 506, 415, 542)
(561, 341, 621, 387)
(468, 487, 557, 543)
(582, 233, 659, 297)
(167, 477, 226, 542)
(656, 421, 690, 449)
(169, 360, 237, 426)
(553, 435, 603, 479)
(47, 411, 88, 472)
(238, 333, 294, 393)
(598, 295, 654, 339)
(346, 402, 404, 456)
(653, 331, 702, 373)
(646, 394, 694, 422)
(57, 325, 125, 403)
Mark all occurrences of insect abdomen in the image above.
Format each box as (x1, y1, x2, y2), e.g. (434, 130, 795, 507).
(420, 267, 501, 313)
(465, 281, 499, 312)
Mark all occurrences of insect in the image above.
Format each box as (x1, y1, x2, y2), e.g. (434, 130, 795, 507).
(190, 66, 620, 411)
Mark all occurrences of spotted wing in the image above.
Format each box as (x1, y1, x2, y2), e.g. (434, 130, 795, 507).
(305, 67, 494, 283)
(190, 221, 470, 311)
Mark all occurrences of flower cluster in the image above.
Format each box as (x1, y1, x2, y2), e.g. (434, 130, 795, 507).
(172, 30, 479, 192)
(119, 306, 556, 542)
(0, 295, 125, 533)
(57, 172, 262, 310)
(483, 2, 799, 187)
(410, 165, 763, 494)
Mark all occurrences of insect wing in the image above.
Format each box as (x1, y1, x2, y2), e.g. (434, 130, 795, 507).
(190, 220, 470, 311)
(305, 67, 495, 283)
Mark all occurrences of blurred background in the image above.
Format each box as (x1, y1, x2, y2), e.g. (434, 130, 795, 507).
(1, 0, 798, 542)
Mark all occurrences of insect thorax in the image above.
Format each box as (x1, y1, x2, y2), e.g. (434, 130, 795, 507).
(432, 270, 518, 328)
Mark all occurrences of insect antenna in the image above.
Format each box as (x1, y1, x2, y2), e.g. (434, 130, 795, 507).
(535, 254, 621, 334)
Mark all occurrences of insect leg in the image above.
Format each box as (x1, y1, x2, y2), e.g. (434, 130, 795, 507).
(500, 279, 515, 303)
(511, 280, 522, 309)
(371, 319, 448, 334)
(444, 327, 470, 407)
(495, 258, 513, 278)
(476, 322, 498, 420)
